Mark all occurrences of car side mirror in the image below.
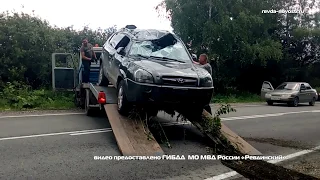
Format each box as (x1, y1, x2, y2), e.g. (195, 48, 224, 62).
(191, 54, 197, 61)
(117, 47, 125, 55)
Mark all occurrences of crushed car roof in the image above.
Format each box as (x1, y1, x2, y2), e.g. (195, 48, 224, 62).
(122, 28, 174, 41)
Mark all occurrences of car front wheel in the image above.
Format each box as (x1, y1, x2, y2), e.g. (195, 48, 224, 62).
(117, 80, 132, 116)
(289, 97, 299, 107)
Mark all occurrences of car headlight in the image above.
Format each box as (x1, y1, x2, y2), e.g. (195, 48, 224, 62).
(200, 75, 213, 87)
(134, 69, 154, 83)
(265, 93, 271, 98)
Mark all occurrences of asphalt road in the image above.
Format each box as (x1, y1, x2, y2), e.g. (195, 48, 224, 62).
(0, 102, 319, 180)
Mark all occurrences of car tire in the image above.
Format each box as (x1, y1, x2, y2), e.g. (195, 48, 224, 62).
(117, 80, 132, 116)
(267, 101, 273, 106)
(289, 97, 299, 107)
(98, 63, 109, 86)
(309, 97, 316, 106)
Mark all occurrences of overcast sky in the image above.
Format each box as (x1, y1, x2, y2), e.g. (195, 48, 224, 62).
(0, 0, 172, 31)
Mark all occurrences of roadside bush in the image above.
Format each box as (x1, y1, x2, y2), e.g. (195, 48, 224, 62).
(0, 81, 75, 110)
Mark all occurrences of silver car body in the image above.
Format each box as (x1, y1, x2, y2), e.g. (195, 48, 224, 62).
(261, 81, 318, 106)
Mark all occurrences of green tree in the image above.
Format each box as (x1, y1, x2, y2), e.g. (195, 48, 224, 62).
(156, 0, 320, 92)
(0, 11, 117, 89)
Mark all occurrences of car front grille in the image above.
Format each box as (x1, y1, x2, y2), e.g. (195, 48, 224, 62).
(271, 94, 281, 96)
(161, 76, 197, 87)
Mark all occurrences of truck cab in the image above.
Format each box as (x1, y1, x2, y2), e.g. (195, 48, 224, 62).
(52, 46, 103, 91)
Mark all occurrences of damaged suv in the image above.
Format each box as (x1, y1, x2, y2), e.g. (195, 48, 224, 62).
(98, 25, 214, 118)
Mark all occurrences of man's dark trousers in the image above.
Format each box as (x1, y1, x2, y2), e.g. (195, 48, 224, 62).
(82, 60, 91, 83)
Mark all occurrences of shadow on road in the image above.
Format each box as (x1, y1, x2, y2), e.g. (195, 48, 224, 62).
(263, 103, 317, 107)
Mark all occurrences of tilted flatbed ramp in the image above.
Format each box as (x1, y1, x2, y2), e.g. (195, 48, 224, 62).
(192, 110, 262, 156)
(104, 104, 164, 156)
(220, 123, 262, 155)
(90, 84, 164, 156)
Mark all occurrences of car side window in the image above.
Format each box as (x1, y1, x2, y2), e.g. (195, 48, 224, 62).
(115, 35, 131, 52)
(305, 84, 312, 90)
(262, 82, 272, 89)
(109, 33, 125, 49)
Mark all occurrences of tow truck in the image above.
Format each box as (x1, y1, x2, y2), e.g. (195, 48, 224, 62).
(52, 45, 165, 156)
(51, 43, 261, 155)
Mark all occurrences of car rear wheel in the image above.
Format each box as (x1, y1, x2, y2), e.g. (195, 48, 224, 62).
(309, 97, 316, 106)
(98, 63, 109, 86)
(117, 80, 132, 116)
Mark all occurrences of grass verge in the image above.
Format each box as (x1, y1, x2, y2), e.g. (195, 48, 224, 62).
(212, 92, 263, 103)
(0, 82, 75, 111)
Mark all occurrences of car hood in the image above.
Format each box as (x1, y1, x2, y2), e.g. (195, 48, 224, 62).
(133, 59, 204, 78)
(269, 90, 295, 95)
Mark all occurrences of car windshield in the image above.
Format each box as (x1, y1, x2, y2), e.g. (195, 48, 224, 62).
(275, 83, 299, 90)
(128, 39, 192, 63)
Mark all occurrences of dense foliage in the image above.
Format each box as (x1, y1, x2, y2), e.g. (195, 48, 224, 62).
(1, 1, 320, 96)
(156, 0, 320, 93)
(0, 11, 117, 89)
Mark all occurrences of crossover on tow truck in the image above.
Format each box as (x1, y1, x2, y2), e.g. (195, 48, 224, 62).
(98, 25, 214, 118)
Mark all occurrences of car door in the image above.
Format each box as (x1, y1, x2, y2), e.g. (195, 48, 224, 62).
(305, 83, 314, 102)
(103, 33, 126, 85)
(298, 84, 308, 102)
(101, 34, 115, 81)
(111, 35, 131, 80)
(261, 81, 274, 100)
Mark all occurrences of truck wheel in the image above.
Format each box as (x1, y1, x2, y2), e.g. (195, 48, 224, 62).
(117, 80, 132, 116)
(98, 63, 109, 86)
(74, 91, 80, 107)
(85, 89, 95, 116)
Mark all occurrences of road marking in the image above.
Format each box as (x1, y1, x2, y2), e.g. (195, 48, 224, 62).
(0, 123, 187, 141)
(204, 145, 320, 180)
(0, 113, 85, 119)
(1, 109, 319, 120)
(221, 110, 320, 121)
(0, 128, 112, 141)
(70, 129, 113, 136)
(159, 109, 320, 127)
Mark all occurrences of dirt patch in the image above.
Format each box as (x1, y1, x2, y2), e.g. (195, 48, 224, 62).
(243, 137, 314, 150)
(280, 151, 320, 178)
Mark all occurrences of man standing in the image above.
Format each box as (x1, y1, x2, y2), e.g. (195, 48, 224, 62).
(197, 54, 213, 114)
(80, 38, 97, 83)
